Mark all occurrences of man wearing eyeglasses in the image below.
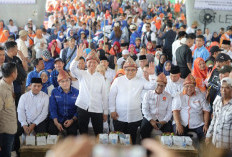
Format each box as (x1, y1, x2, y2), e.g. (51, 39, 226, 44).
(141, 23, 156, 47)
(109, 57, 156, 144)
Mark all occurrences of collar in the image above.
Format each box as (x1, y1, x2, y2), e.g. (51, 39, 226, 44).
(30, 90, 40, 97)
(58, 86, 73, 94)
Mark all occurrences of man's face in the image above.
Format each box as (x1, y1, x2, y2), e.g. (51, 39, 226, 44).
(31, 83, 42, 95)
(135, 40, 141, 46)
(219, 72, 230, 81)
(124, 67, 137, 80)
(100, 60, 109, 69)
(78, 59, 86, 70)
(59, 78, 71, 91)
(184, 84, 195, 96)
(37, 60, 44, 71)
(139, 48, 147, 55)
(83, 24, 86, 30)
(216, 61, 228, 69)
(221, 82, 232, 99)
(54, 61, 64, 71)
(145, 24, 151, 32)
(221, 44, 230, 51)
(139, 59, 148, 69)
(87, 60, 98, 71)
(155, 82, 166, 94)
(123, 54, 129, 60)
(170, 73, 180, 82)
(9, 46, 18, 56)
(9, 21, 13, 26)
(143, 67, 149, 81)
(69, 39, 75, 47)
(187, 39, 195, 47)
(0, 50, 5, 65)
(196, 38, 204, 48)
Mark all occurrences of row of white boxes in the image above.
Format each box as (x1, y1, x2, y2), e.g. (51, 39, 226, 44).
(161, 136, 193, 147)
(99, 134, 131, 145)
(25, 135, 58, 146)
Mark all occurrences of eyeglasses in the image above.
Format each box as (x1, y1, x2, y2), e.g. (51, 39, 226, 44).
(146, 26, 150, 28)
(125, 69, 137, 72)
(59, 79, 70, 84)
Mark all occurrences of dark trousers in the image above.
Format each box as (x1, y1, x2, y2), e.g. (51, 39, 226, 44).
(0, 133, 15, 157)
(18, 118, 49, 136)
(48, 119, 78, 136)
(163, 48, 172, 61)
(140, 118, 172, 139)
(113, 120, 142, 144)
(173, 124, 205, 140)
(77, 107, 103, 136)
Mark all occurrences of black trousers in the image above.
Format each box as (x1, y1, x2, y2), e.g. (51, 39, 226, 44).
(48, 119, 78, 136)
(77, 107, 103, 136)
(140, 118, 172, 139)
(179, 67, 191, 79)
(113, 120, 142, 144)
(163, 48, 172, 61)
(18, 118, 49, 136)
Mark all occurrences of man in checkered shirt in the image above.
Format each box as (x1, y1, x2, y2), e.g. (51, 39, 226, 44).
(206, 77, 232, 149)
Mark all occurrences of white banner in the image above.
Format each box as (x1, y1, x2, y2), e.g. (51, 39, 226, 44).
(0, 0, 36, 4)
(194, 0, 232, 11)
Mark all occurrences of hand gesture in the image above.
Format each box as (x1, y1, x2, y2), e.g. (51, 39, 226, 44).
(76, 44, 86, 58)
(147, 62, 155, 75)
(23, 125, 30, 135)
(28, 124, 36, 134)
(111, 112, 119, 120)
(55, 122, 64, 132)
(150, 119, 159, 130)
(175, 123, 184, 135)
(64, 119, 73, 128)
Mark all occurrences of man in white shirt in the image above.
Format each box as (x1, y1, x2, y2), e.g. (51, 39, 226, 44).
(17, 78, 49, 135)
(7, 19, 18, 34)
(204, 28, 212, 41)
(172, 31, 186, 65)
(221, 40, 232, 59)
(24, 19, 36, 32)
(172, 74, 210, 140)
(137, 55, 148, 79)
(186, 21, 198, 34)
(100, 55, 116, 82)
(141, 23, 156, 47)
(17, 30, 30, 63)
(0, 47, 5, 78)
(70, 46, 108, 135)
(109, 57, 156, 144)
(141, 73, 172, 139)
(117, 49, 130, 69)
(165, 66, 184, 98)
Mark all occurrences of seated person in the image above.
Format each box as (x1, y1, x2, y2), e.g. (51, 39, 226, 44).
(48, 70, 79, 136)
(26, 58, 44, 88)
(39, 70, 54, 96)
(17, 78, 49, 135)
(42, 50, 54, 73)
(50, 58, 65, 88)
(172, 74, 210, 140)
(141, 73, 172, 139)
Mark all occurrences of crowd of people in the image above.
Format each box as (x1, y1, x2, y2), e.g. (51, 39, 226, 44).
(0, 0, 232, 156)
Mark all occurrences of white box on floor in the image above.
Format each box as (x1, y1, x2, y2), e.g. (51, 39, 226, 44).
(184, 136, 193, 146)
(161, 136, 173, 146)
(36, 136, 47, 146)
(26, 136, 35, 146)
(172, 136, 183, 146)
(47, 135, 58, 145)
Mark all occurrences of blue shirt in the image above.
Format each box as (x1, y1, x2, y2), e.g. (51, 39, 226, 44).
(130, 31, 140, 46)
(26, 70, 40, 87)
(193, 46, 210, 65)
(44, 58, 54, 71)
(50, 69, 59, 88)
(49, 86, 79, 123)
(77, 29, 89, 38)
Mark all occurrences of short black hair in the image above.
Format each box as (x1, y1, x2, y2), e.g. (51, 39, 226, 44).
(5, 41, 17, 50)
(33, 58, 43, 67)
(1, 62, 17, 78)
(146, 22, 151, 26)
(79, 56, 85, 61)
(0, 46, 4, 51)
(196, 35, 205, 40)
(42, 28, 47, 33)
(186, 33, 196, 40)
(178, 31, 186, 38)
(180, 25, 187, 29)
(8, 35, 15, 41)
(167, 22, 172, 28)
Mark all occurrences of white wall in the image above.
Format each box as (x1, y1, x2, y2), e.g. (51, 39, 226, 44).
(0, 0, 46, 28)
(186, 0, 232, 33)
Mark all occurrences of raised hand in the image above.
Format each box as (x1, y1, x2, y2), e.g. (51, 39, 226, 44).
(147, 62, 155, 75)
(76, 44, 86, 58)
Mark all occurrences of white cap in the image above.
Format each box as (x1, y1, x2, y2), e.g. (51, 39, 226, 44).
(180, 38, 187, 44)
(122, 50, 129, 55)
(28, 18, 32, 22)
(114, 22, 120, 27)
(129, 24, 136, 30)
(221, 77, 232, 87)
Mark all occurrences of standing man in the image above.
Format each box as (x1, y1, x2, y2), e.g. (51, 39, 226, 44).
(0, 46, 5, 78)
(0, 63, 18, 157)
(193, 35, 210, 63)
(109, 57, 156, 144)
(140, 73, 172, 139)
(172, 74, 210, 140)
(137, 55, 148, 79)
(141, 23, 156, 47)
(160, 22, 177, 61)
(100, 55, 116, 83)
(17, 30, 29, 63)
(176, 34, 195, 78)
(206, 77, 232, 149)
(70, 46, 108, 135)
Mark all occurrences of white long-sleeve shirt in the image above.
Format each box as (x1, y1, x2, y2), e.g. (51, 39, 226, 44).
(172, 90, 210, 129)
(105, 68, 116, 83)
(142, 90, 172, 122)
(172, 40, 182, 65)
(165, 77, 184, 98)
(109, 75, 156, 123)
(17, 91, 49, 126)
(70, 60, 108, 114)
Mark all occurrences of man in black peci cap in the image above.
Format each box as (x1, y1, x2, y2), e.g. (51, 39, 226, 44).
(221, 40, 232, 59)
(208, 53, 231, 106)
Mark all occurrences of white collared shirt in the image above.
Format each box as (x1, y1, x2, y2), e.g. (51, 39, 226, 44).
(142, 90, 172, 122)
(136, 67, 144, 79)
(172, 40, 182, 65)
(17, 91, 49, 126)
(172, 90, 210, 129)
(105, 68, 116, 83)
(70, 60, 108, 114)
(165, 78, 184, 98)
(109, 75, 156, 123)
